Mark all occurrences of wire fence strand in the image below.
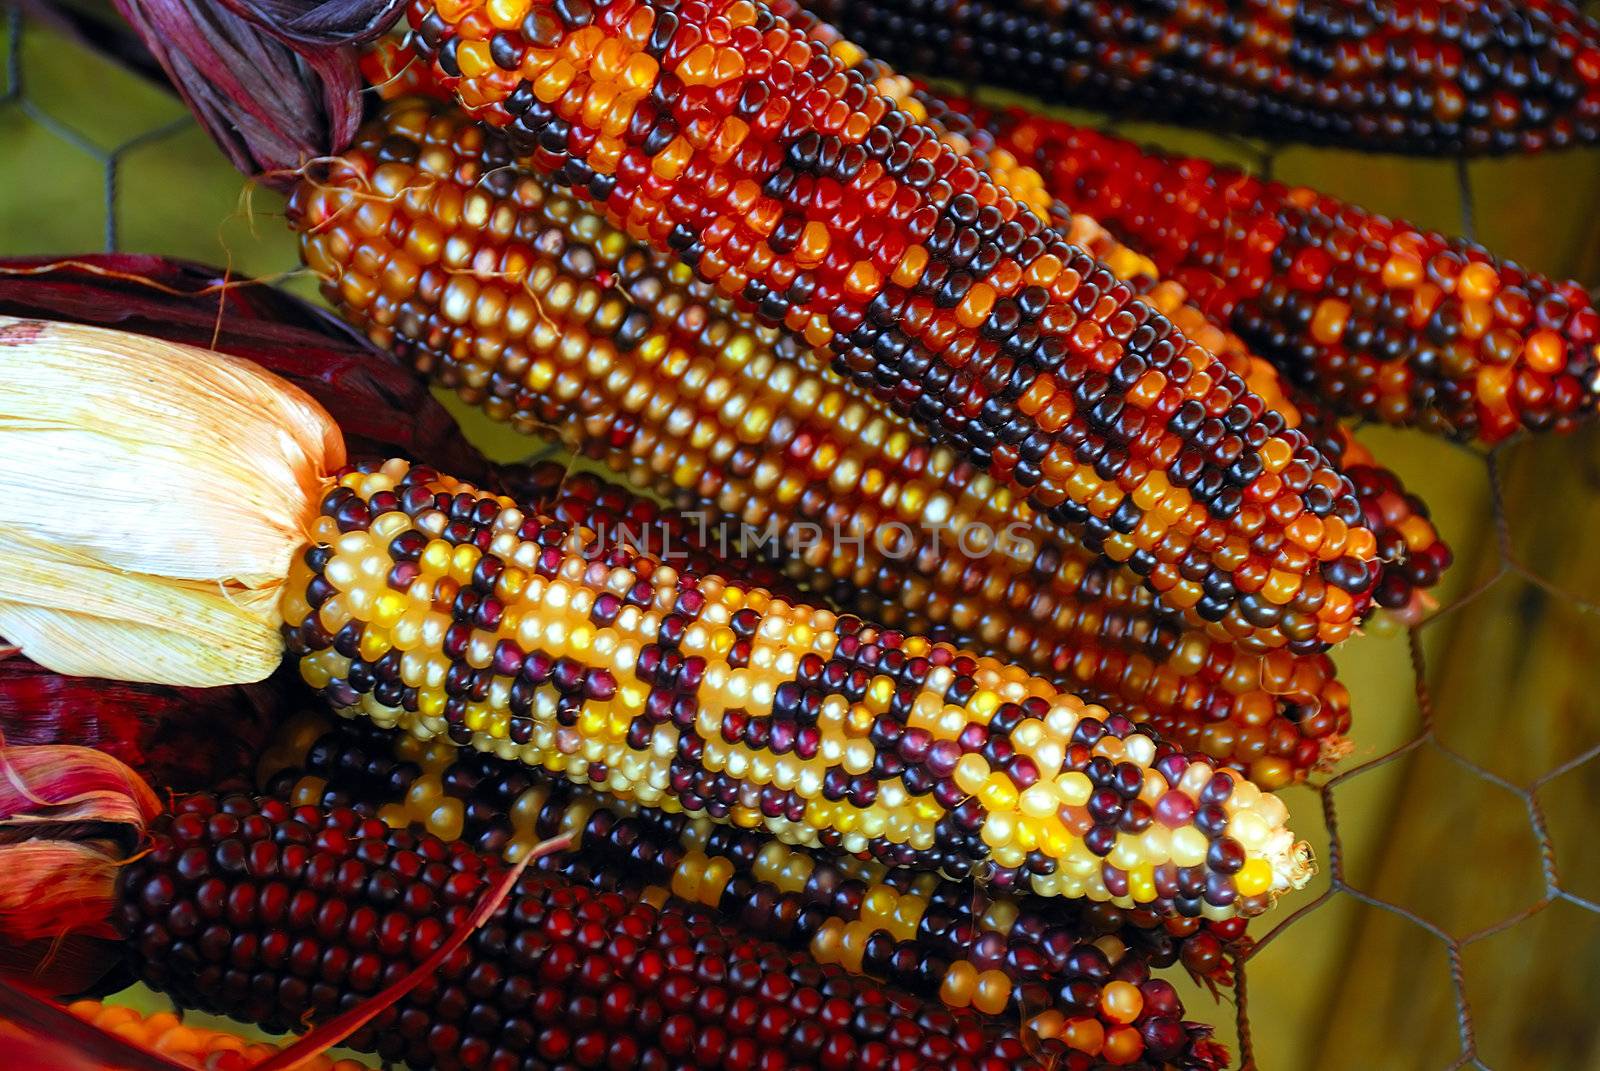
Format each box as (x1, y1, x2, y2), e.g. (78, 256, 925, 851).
(4, 8, 1600, 1071)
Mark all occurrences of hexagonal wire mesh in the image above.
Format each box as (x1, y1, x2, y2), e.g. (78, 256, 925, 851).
(4, 4, 1600, 1069)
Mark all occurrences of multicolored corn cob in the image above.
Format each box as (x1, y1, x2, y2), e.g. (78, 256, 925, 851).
(901, 90, 1450, 615)
(736, 19, 1451, 618)
(796, 0, 1600, 156)
(514, 462, 802, 599)
(258, 714, 1236, 1066)
(402, 0, 1383, 653)
(983, 106, 1600, 443)
(550, 462, 1350, 788)
(363, 22, 1448, 625)
(113, 793, 1053, 1071)
(281, 456, 1312, 916)
(290, 98, 1350, 786)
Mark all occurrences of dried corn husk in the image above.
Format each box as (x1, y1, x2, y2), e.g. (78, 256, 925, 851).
(0, 658, 282, 792)
(0, 317, 341, 686)
(0, 743, 160, 944)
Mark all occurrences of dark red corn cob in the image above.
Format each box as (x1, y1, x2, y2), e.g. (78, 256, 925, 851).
(0, 658, 279, 793)
(258, 716, 1236, 1066)
(796, 0, 1600, 156)
(116, 793, 1069, 1071)
(981, 107, 1600, 443)
(405, 0, 1382, 653)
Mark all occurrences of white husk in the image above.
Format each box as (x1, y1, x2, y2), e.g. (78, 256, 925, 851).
(0, 316, 346, 686)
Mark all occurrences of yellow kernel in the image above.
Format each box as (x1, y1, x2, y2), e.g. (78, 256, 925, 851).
(939, 961, 978, 1008)
(954, 753, 990, 795)
(1057, 771, 1093, 807)
(1236, 858, 1274, 897)
(973, 970, 1011, 1016)
(1170, 826, 1208, 868)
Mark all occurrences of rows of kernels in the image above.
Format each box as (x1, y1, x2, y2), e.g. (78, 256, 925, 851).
(367, 7, 1445, 631)
(280, 458, 1311, 917)
(516, 462, 801, 597)
(298, 100, 1354, 783)
(797, 0, 1600, 156)
(118, 793, 1044, 1071)
(579, 442, 1348, 789)
(525, 454, 1355, 786)
(60, 1003, 368, 1071)
(771, 32, 1452, 619)
(405, 0, 1380, 652)
(1066, 219, 1453, 616)
(992, 107, 1600, 443)
(262, 716, 1231, 1067)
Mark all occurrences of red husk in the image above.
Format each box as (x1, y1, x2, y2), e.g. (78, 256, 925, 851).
(218, 0, 406, 48)
(0, 745, 160, 956)
(109, 0, 362, 183)
(0, 659, 279, 792)
(0, 254, 494, 481)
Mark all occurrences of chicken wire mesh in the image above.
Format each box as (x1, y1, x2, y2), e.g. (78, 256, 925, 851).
(4, 4, 1600, 1069)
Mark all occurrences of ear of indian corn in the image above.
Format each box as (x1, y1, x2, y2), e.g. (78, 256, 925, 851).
(113, 793, 1058, 1071)
(852, 49, 1453, 619)
(282, 455, 1311, 917)
(757, 18, 1452, 620)
(402, 0, 1383, 653)
(0, 321, 1309, 917)
(259, 714, 1235, 1067)
(979, 104, 1600, 444)
(268, 715, 1250, 984)
(292, 98, 1353, 787)
(794, 0, 1600, 156)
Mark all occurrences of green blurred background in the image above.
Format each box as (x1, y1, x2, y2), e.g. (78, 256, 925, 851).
(3, 5, 1600, 1067)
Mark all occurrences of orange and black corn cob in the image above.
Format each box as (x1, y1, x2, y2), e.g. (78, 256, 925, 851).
(984, 106, 1600, 443)
(281, 458, 1313, 916)
(796, 0, 1600, 156)
(403, 0, 1382, 653)
(260, 716, 1237, 1066)
(292, 99, 1351, 786)
(116, 793, 1054, 1071)
(900, 86, 1449, 617)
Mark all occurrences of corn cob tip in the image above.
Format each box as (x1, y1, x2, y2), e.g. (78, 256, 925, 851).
(0, 317, 344, 687)
(1278, 839, 1316, 895)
